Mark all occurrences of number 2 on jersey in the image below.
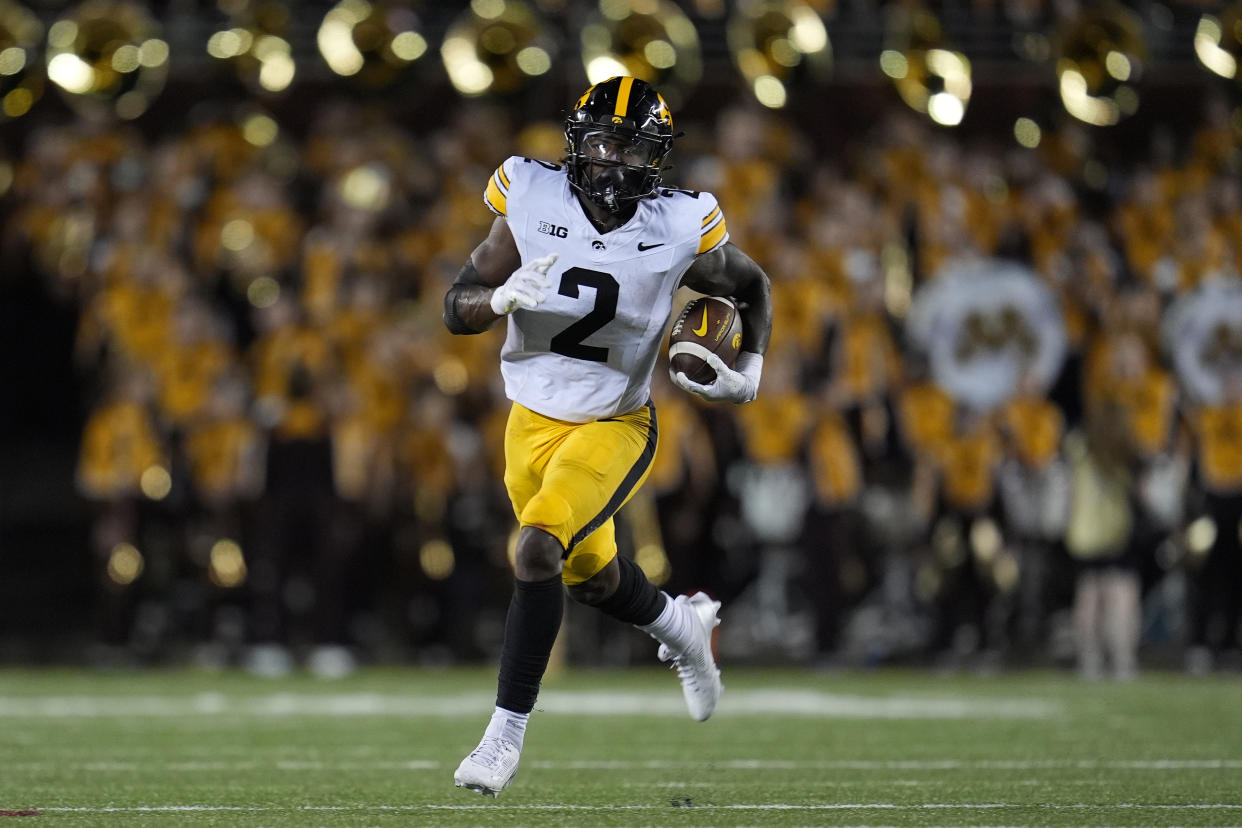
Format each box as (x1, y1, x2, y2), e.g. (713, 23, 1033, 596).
(549, 267, 618, 363)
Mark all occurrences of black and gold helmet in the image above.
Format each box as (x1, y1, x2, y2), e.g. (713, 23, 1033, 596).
(564, 76, 675, 213)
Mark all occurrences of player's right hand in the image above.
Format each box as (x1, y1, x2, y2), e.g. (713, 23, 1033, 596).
(489, 254, 558, 315)
(670, 351, 763, 404)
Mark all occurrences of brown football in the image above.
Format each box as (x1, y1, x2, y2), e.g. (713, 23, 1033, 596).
(668, 296, 743, 385)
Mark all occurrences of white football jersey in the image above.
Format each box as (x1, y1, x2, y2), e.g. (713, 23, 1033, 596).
(483, 155, 729, 422)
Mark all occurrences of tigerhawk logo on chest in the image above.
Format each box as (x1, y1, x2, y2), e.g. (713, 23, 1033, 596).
(537, 221, 568, 238)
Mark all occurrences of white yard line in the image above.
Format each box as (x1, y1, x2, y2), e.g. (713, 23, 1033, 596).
(34, 802, 1242, 812)
(0, 690, 1058, 719)
(5, 758, 1241, 771)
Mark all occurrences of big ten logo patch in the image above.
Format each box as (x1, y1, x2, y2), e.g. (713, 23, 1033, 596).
(537, 221, 568, 238)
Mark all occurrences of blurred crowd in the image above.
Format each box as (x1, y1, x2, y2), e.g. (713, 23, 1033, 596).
(2, 85, 1240, 679)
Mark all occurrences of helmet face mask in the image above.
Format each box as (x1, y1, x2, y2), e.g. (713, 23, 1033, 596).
(580, 130, 662, 168)
(564, 77, 674, 214)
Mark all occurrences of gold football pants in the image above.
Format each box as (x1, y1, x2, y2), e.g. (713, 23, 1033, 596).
(503, 401, 658, 585)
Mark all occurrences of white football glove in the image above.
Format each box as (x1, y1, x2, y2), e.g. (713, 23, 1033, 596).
(489, 253, 558, 315)
(671, 351, 764, 404)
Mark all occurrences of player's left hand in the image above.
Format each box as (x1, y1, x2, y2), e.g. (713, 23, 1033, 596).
(671, 351, 763, 404)
(489, 254, 559, 315)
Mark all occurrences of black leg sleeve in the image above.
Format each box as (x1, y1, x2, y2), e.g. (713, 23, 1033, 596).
(595, 555, 665, 627)
(496, 574, 564, 714)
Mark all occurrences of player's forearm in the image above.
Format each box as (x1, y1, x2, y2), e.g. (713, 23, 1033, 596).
(443, 261, 502, 335)
(737, 289, 772, 355)
(730, 256, 772, 355)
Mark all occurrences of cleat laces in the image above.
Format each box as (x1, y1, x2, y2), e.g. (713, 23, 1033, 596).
(468, 737, 512, 768)
(660, 643, 703, 689)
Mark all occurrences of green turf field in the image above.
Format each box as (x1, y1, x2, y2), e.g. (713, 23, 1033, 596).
(0, 666, 1239, 827)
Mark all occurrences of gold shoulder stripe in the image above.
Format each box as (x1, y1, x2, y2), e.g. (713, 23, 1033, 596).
(697, 215, 727, 254)
(491, 168, 509, 195)
(484, 174, 508, 216)
(614, 76, 634, 119)
(701, 205, 721, 227)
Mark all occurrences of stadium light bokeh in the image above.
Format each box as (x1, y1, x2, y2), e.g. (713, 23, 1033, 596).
(45, 0, 168, 120)
(0, 0, 44, 120)
(1194, 5, 1242, 81)
(1053, 4, 1145, 127)
(727, 0, 831, 110)
(317, 0, 428, 85)
(881, 8, 972, 127)
(579, 0, 701, 108)
(206, 0, 296, 93)
(441, 0, 554, 97)
(0, 2, 1235, 141)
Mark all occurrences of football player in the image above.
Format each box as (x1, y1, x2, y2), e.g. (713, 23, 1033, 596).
(443, 76, 773, 796)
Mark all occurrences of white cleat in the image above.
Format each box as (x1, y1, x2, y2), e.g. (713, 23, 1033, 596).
(453, 736, 521, 797)
(658, 591, 723, 721)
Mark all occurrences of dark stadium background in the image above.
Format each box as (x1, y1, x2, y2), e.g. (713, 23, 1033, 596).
(0, 0, 1238, 677)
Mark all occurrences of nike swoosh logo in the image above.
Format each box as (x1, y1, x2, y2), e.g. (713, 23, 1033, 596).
(692, 306, 709, 337)
(637, 241, 664, 251)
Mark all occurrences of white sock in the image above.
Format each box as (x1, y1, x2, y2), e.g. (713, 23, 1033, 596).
(638, 592, 694, 654)
(484, 706, 529, 750)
